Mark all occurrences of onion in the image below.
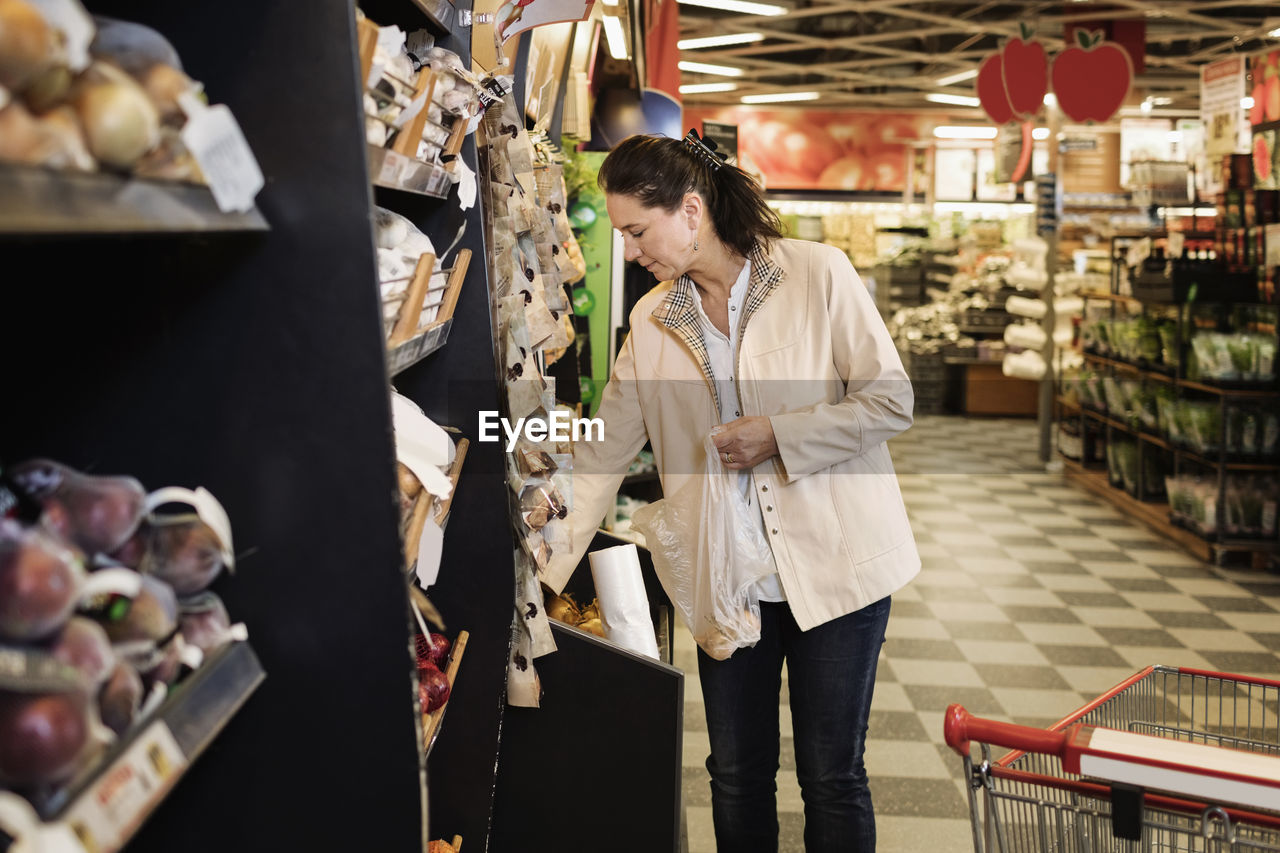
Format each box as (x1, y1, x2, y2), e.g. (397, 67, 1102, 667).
(0, 100, 43, 164)
(136, 62, 193, 126)
(97, 661, 142, 735)
(22, 62, 71, 112)
(72, 61, 160, 170)
(0, 688, 91, 787)
(48, 617, 115, 687)
(418, 662, 450, 712)
(32, 105, 96, 172)
(0, 0, 58, 93)
(0, 520, 84, 642)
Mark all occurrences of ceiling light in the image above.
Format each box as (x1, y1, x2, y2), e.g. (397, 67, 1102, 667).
(1043, 92, 1058, 108)
(1140, 99, 1153, 113)
(602, 15, 628, 60)
(680, 82, 739, 94)
(677, 0, 787, 15)
(926, 93, 980, 107)
(1032, 127, 1049, 140)
(1150, 96, 1173, 106)
(933, 125, 998, 139)
(936, 69, 978, 86)
(1270, 26, 1280, 37)
(600, 0, 618, 6)
(679, 60, 744, 76)
(1243, 96, 1256, 109)
(741, 91, 820, 104)
(678, 33, 764, 49)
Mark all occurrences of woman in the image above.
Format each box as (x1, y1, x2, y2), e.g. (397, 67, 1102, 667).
(544, 130, 920, 852)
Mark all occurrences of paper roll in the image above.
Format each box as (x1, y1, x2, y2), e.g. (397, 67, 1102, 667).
(588, 544, 660, 660)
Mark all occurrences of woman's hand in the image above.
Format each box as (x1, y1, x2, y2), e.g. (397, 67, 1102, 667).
(712, 417, 778, 470)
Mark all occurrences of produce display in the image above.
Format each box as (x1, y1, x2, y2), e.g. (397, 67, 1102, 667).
(1167, 474, 1278, 540)
(357, 11, 486, 176)
(1189, 331, 1276, 383)
(0, 459, 245, 811)
(0, 2, 254, 189)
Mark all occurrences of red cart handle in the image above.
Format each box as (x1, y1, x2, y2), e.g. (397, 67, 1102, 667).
(945, 704, 1074, 758)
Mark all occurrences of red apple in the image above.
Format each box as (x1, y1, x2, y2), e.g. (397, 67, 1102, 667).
(1051, 31, 1133, 123)
(418, 662, 450, 712)
(1001, 36, 1048, 119)
(977, 52, 1014, 125)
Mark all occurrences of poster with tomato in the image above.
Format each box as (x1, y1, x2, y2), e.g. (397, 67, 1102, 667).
(1254, 129, 1279, 190)
(683, 107, 934, 192)
(1248, 48, 1280, 127)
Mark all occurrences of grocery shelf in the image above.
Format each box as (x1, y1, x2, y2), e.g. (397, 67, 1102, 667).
(387, 317, 453, 375)
(35, 641, 264, 851)
(368, 145, 452, 198)
(1176, 377, 1278, 398)
(1081, 351, 1175, 382)
(0, 165, 269, 235)
(1079, 290, 1143, 304)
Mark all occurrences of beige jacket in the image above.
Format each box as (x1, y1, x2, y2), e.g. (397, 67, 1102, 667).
(544, 238, 920, 631)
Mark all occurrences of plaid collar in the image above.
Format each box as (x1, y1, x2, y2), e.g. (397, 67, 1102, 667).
(650, 242, 787, 408)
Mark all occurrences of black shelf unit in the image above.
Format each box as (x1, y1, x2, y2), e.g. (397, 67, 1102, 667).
(1057, 237, 1278, 566)
(0, 0, 515, 849)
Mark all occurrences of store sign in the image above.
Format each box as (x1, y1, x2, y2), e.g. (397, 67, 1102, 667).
(1200, 56, 1249, 196)
(701, 121, 739, 163)
(1035, 172, 1059, 237)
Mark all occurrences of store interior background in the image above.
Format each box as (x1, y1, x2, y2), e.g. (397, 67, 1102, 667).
(1, 0, 1278, 852)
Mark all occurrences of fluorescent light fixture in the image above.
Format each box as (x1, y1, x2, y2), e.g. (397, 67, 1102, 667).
(1043, 92, 1058, 108)
(1032, 127, 1050, 140)
(600, 0, 618, 6)
(602, 15, 628, 59)
(741, 91, 820, 104)
(1243, 96, 1256, 109)
(1140, 99, 1153, 113)
(680, 82, 739, 94)
(1270, 26, 1280, 37)
(933, 125, 998, 139)
(679, 60, 744, 76)
(926, 92, 980, 107)
(937, 68, 978, 86)
(678, 33, 764, 49)
(677, 0, 787, 15)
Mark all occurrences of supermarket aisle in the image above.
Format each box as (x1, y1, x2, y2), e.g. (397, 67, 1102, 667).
(678, 415, 1280, 853)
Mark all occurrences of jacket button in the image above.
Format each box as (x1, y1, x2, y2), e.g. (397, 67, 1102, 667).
(770, 528, 778, 535)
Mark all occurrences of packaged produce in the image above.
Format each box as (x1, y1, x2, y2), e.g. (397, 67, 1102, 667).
(0, 520, 85, 642)
(6, 458, 145, 559)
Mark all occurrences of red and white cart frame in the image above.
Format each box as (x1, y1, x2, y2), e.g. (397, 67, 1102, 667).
(944, 665, 1280, 852)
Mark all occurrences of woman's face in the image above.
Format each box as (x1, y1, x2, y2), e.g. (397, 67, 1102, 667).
(605, 192, 695, 282)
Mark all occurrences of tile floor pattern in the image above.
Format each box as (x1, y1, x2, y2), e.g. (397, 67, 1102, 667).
(677, 415, 1280, 853)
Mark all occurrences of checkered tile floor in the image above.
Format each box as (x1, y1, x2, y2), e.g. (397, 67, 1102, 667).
(678, 415, 1280, 853)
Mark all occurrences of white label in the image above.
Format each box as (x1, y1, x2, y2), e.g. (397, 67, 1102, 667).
(62, 722, 188, 853)
(29, 0, 94, 71)
(145, 487, 236, 570)
(378, 151, 403, 184)
(180, 99, 265, 214)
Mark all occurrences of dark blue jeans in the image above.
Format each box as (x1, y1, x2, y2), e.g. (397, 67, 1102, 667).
(697, 596, 891, 853)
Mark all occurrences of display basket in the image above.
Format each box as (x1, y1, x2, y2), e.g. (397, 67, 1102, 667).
(944, 665, 1280, 852)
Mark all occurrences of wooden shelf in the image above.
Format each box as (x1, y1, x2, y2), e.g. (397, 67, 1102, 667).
(0, 165, 268, 235)
(368, 145, 453, 198)
(1079, 290, 1143, 304)
(33, 642, 264, 849)
(1177, 378, 1278, 398)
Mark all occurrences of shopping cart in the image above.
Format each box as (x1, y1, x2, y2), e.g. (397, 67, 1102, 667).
(944, 665, 1280, 852)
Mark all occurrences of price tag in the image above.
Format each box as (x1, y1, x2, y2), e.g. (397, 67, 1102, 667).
(179, 95, 265, 214)
(62, 722, 187, 853)
(378, 151, 404, 185)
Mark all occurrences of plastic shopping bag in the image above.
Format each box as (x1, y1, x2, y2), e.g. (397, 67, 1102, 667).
(629, 433, 776, 660)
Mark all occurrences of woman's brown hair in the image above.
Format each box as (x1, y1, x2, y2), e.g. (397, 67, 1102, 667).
(597, 133, 784, 258)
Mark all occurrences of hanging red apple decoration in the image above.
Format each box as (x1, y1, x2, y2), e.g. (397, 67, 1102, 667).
(1001, 23, 1048, 120)
(1051, 29, 1133, 123)
(977, 51, 1014, 125)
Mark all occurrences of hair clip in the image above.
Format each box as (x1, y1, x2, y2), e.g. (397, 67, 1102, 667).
(682, 128, 724, 172)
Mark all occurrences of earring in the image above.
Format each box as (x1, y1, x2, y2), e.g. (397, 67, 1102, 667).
(694, 237, 699, 251)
